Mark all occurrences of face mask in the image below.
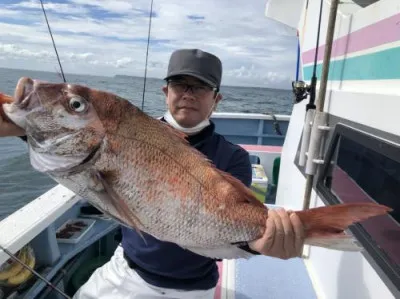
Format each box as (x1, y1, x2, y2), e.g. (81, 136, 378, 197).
(163, 109, 210, 135)
(163, 93, 218, 135)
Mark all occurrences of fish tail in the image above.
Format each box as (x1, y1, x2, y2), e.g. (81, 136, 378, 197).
(294, 202, 392, 251)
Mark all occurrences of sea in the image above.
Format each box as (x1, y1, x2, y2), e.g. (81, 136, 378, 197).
(0, 67, 294, 221)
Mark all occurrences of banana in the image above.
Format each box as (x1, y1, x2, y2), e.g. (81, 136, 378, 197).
(7, 247, 36, 286)
(0, 247, 27, 281)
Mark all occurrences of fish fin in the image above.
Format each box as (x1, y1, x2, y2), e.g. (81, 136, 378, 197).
(218, 170, 267, 209)
(295, 202, 392, 251)
(305, 233, 363, 251)
(90, 171, 144, 238)
(158, 120, 189, 144)
(184, 245, 255, 260)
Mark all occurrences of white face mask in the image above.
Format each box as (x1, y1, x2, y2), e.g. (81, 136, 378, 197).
(163, 93, 219, 135)
(163, 109, 210, 135)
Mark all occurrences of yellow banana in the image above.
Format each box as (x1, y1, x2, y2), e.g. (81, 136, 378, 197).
(0, 247, 27, 281)
(7, 247, 36, 286)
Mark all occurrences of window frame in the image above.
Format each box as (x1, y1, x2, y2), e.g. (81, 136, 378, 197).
(352, 0, 381, 8)
(315, 123, 400, 293)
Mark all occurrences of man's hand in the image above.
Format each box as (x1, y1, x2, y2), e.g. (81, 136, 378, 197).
(0, 110, 24, 137)
(249, 208, 305, 259)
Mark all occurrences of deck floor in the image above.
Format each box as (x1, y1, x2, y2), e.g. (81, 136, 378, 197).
(217, 255, 318, 299)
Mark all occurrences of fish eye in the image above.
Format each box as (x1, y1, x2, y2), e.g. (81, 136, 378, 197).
(69, 96, 87, 113)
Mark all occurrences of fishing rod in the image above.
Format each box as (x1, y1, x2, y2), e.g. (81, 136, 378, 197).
(1, 2, 70, 297)
(39, 0, 66, 83)
(141, 0, 154, 111)
(0, 244, 71, 298)
(291, 0, 322, 107)
(302, 0, 340, 211)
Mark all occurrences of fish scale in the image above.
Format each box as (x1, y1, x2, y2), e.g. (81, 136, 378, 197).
(0, 78, 393, 259)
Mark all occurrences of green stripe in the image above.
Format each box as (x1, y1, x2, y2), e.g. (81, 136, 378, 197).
(303, 46, 400, 81)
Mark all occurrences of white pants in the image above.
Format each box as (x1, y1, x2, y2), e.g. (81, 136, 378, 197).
(73, 245, 216, 299)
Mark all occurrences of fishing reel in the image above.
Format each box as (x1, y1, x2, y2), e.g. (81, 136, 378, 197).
(291, 80, 311, 104)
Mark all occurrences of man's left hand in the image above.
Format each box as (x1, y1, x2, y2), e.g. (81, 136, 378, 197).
(249, 208, 305, 259)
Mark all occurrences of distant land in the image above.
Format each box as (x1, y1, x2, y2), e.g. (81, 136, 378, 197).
(113, 73, 290, 91)
(0, 67, 291, 91)
(114, 74, 143, 79)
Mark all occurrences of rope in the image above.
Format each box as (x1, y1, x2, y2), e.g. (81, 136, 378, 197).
(141, 0, 154, 111)
(39, 0, 66, 83)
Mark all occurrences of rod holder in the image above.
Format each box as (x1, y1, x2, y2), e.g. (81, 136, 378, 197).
(305, 111, 330, 175)
(298, 109, 316, 166)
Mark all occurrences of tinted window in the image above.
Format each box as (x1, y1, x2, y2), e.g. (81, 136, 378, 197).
(324, 135, 399, 268)
(352, 0, 380, 7)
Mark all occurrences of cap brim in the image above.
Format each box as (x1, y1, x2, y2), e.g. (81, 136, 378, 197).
(164, 71, 217, 88)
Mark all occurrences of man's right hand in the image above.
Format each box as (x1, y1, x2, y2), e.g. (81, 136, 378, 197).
(0, 108, 25, 137)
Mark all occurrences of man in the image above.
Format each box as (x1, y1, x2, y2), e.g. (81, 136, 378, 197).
(73, 49, 304, 298)
(0, 49, 304, 299)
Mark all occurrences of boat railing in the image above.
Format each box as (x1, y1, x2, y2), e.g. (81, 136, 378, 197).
(0, 185, 78, 266)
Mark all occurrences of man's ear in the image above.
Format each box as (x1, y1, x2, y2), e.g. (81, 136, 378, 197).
(162, 85, 168, 97)
(214, 92, 223, 106)
(162, 85, 169, 105)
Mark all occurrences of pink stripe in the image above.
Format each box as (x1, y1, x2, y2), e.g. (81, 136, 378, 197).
(239, 144, 282, 153)
(214, 261, 223, 299)
(302, 13, 400, 64)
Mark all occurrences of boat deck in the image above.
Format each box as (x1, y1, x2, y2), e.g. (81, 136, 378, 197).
(215, 257, 317, 299)
(213, 205, 318, 299)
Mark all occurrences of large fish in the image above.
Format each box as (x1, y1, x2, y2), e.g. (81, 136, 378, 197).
(0, 77, 393, 259)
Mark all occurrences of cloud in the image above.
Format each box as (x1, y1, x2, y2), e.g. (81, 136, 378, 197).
(11, 0, 90, 15)
(0, 0, 299, 88)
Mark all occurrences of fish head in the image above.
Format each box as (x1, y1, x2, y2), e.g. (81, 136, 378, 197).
(2, 77, 108, 173)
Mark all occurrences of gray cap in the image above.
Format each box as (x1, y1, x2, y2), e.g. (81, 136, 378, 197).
(164, 49, 222, 89)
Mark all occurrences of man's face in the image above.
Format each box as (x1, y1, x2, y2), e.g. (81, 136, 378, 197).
(162, 75, 222, 128)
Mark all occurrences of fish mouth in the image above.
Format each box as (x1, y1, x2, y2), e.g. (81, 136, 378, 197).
(14, 77, 35, 108)
(2, 77, 38, 129)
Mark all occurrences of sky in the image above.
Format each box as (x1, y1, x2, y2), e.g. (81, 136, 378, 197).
(0, 0, 298, 88)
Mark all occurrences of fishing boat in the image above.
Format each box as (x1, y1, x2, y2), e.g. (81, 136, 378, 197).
(0, 0, 399, 298)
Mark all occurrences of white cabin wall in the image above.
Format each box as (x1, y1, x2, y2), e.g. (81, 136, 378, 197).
(274, 101, 307, 210)
(277, 89, 399, 299)
(275, 0, 399, 298)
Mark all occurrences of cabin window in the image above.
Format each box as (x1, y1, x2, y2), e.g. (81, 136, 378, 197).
(351, 0, 380, 8)
(317, 124, 400, 291)
(338, 0, 381, 14)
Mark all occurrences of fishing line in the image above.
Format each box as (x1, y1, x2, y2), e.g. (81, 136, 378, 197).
(39, 0, 66, 83)
(141, 0, 155, 111)
(0, 244, 71, 299)
(3, 2, 70, 296)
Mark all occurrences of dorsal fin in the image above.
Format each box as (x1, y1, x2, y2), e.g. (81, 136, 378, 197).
(217, 169, 267, 209)
(157, 119, 189, 144)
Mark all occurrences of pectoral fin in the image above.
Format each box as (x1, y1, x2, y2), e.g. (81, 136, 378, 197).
(88, 170, 143, 236)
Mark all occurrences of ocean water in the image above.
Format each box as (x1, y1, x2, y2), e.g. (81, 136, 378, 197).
(0, 67, 294, 220)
